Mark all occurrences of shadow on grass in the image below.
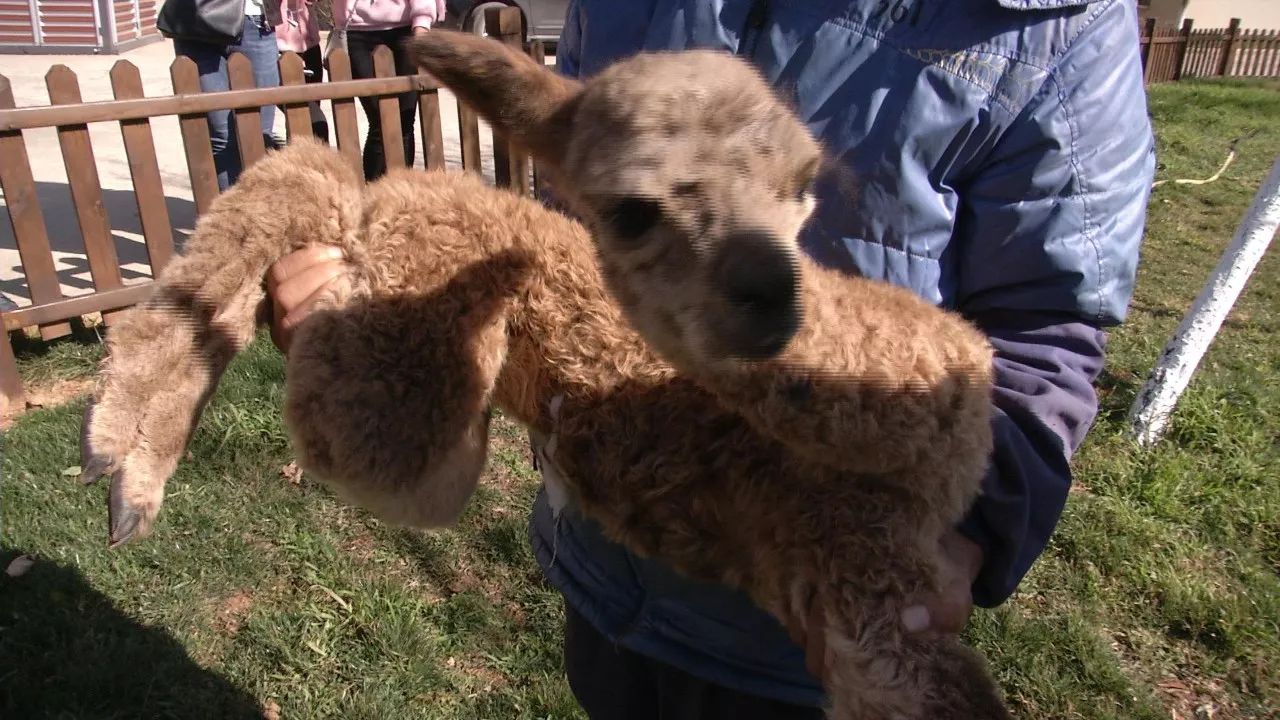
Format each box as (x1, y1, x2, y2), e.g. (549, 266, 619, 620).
(0, 548, 267, 720)
(1094, 367, 1143, 425)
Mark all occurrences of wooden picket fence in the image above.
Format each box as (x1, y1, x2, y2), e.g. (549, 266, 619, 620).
(1141, 17, 1280, 84)
(0, 7, 539, 415)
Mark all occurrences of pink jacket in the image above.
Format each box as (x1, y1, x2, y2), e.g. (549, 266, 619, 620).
(275, 0, 320, 52)
(330, 0, 445, 32)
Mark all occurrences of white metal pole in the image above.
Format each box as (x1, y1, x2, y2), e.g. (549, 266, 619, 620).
(1128, 154, 1280, 447)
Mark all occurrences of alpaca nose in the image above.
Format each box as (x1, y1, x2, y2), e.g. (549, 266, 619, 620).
(712, 232, 801, 359)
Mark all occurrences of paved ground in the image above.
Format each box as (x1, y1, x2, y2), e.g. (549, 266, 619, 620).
(0, 37, 530, 310)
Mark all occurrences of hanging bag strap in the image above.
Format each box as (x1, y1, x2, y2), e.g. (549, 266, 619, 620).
(323, 0, 361, 62)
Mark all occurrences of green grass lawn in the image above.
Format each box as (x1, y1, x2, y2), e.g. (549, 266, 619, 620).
(3, 77, 1279, 720)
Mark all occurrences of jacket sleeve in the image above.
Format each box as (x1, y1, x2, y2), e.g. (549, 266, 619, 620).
(953, 2, 1155, 607)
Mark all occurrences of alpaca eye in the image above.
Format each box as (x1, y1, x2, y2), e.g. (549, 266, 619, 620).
(603, 197, 663, 241)
(790, 156, 822, 201)
(779, 179, 814, 203)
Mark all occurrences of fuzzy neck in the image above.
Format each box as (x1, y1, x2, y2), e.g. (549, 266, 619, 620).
(484, 198, 672, 433)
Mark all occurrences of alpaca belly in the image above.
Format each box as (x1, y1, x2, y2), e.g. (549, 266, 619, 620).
(541, 377, 930, 596)
(548, 379, 794, 576)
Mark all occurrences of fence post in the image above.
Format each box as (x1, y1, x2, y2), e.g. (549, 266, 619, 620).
(1173, 18, 1193, 81)
(1, 319, 23, 418)
(46, 65, 127, 326)
(322, 49, 365, 179)
(0, 75, 72, 340)
(371, 45, 406, 172)
(278, 52, 312, 141)
(1141, 17, 1157, 84)
(528, 39, 548, 197)
(226, 53, 268, 169)
(111, 60, 176, 274)
(1217, 17, 1242, 77)
(487, 5, 530, 195)
(1128, 154, 1280, 446)
(170, 57, 221, 215)
(1266, 30, 1274, 76)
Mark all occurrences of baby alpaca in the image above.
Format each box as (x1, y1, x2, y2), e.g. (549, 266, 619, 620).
(81, 32, 1010, 720)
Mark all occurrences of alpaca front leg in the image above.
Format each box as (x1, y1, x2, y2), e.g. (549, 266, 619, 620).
(784, 543, 1011, 720)
(818, 629, 1012, 720)
(282, 290, 511, 529)
(687, 266, 997, 483)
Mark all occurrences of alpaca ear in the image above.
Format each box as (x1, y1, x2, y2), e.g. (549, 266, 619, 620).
(406, 30, 581, 167)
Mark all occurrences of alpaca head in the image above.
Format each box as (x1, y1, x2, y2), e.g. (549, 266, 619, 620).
(409, 32, 822, 367)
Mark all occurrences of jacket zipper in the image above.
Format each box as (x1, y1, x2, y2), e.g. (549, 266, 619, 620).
(738, 0, 770, 59)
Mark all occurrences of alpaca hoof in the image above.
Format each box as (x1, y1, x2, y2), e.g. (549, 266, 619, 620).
(79, 392, 171, 547)
(78, 401, 116, 485)
(78, 453, 115, 486)
(107, 476, 143, 548)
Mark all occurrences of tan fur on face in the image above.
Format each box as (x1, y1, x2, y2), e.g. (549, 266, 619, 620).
(85, 35, 1011, 720)
(410, 33, 821, 368)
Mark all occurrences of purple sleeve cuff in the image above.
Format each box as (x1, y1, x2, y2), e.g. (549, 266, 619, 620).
(958, 309, 1107, 607)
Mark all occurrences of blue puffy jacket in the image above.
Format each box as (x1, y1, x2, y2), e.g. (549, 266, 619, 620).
(529, 0, 1155, 706)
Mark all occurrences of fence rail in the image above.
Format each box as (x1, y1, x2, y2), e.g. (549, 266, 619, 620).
(1141, 17, 1280, 85)
(0, 7, 538, 415)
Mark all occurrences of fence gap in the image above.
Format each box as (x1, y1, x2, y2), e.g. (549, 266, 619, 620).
(1265, 31, 1276, 77)
(1273, 31, 1280, 76)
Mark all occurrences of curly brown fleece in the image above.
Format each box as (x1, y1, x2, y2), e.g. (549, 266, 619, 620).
(81, 34, 1011, 720)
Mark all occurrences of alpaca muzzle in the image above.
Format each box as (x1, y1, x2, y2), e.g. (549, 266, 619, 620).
(709, 232, 802, 360)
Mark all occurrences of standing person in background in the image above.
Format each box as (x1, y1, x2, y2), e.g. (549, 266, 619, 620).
(332, 0, 445, 180)
(275, 0, 329, 142)
(170, 0, 284, 190)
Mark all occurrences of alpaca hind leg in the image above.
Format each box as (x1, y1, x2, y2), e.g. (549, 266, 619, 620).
(283, 284, 512, 528)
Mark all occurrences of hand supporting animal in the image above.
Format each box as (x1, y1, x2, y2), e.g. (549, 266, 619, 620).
(80, 32, 1008, 720)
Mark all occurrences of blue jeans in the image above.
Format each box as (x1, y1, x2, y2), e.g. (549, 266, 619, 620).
(174, 15, 281, 190)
